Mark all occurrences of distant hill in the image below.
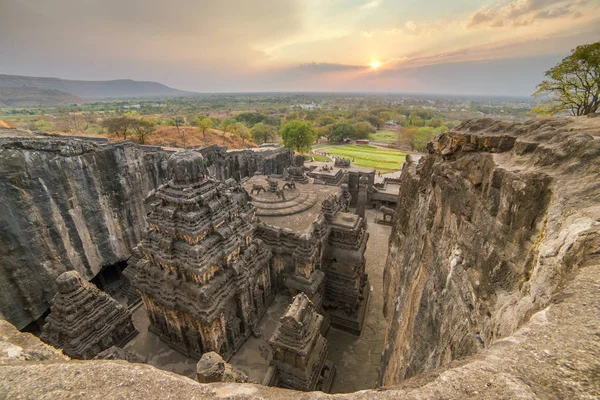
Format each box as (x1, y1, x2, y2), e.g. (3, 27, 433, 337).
(0, 86, 84, 107)
(0, 74, 194, 101)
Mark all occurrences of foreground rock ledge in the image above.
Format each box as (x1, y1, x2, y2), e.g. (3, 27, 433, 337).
(1, 263, 598, 398)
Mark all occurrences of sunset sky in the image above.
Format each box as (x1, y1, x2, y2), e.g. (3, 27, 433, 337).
(1, 0, 599, 95)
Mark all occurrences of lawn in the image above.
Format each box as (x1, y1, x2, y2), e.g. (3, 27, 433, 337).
(304, 153, 332, 162)
(368, 129, 399, 144)
(315, 144, 406, 172)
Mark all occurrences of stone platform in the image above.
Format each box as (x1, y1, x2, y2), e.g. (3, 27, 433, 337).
(244, 176, 319, 217)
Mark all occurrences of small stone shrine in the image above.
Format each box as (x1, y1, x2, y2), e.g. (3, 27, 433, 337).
(127, 150, 273, 360)
(263, 293, 335, 392)
(40, 270, 137, 360)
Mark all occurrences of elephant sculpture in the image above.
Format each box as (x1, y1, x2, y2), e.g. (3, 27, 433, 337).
(379, 206, 395, 222)
(283, 181, 296, 190)
(251, 184, 266, 195)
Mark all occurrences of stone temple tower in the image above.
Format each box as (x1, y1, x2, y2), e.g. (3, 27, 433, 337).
(264, 293, 335, 392)
(127, 150, 273, 360)
(40, 270, 137, 359)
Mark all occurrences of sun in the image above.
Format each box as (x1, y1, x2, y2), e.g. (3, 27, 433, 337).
(371, 61, 380, 69)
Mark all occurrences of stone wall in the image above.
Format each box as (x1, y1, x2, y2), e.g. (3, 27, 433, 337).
(380, 117, 600, 385)
(0, 138, 294, 330)
(0, 139, 169, 330)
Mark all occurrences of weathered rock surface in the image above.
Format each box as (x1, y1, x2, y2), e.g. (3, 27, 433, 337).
(0, 137, 293, 330)
(196, 351, 252, 383)
(0, 139, 169, 330)
(381, 117, 600, 387)
(1, 259, 599, 398)
(0, 117, 598, 399)
(40, 271, 137, 359)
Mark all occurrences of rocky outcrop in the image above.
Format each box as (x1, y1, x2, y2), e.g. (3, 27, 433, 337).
(0, 138, 294, 330)
(1, 255, 599, 398)
(0, 138, 169, 330)
(381, 117, 600, 386)
(196, 351, 252, 383)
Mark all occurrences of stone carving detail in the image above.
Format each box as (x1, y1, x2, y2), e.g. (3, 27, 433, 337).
(334, 158, 351, 168)
(253, 185, 369, 336)
(264, 293, 335, 392)
(285, 166, 308, 184)
(283, 181, 296, 190)
(40, 271, 137, 360)
(127, 150, 273, 360)
(251, 184, 266, 194)
(378, 206, 395, 222)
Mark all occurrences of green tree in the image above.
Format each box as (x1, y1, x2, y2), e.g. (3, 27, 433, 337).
(427, 118, 443, 128)
(32, 119, 54, 132)
(132, 118, 156, 144)
(279, 120, 315, 152)
(328, 121, 356, 142)
(317, 115, 336, 126)
(251, 122, 277, 144)
(196, 118, 213, 139)
(221, 117, 237, 134)
(533, 42, 600, 116)
(102, 116, 136, 140)
(232, 122, 251, 147)
(354, 121, 374, 139)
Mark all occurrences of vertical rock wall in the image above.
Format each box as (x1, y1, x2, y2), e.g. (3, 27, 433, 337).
(0, 140, 169, 329)
(0, 139, 295, 330)
(380, 118, 600, 385)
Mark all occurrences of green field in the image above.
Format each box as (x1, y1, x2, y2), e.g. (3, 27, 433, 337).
(368, 129, 399, 143)
(304, 153, 332, 162)
(315, 144, 406, 172)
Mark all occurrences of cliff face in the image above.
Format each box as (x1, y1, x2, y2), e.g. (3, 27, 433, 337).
(381, 117, 600, 385)
(0, 138, 294, 330)
(0, 139, 169, 329)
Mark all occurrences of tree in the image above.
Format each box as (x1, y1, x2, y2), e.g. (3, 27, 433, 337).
(61, 114, 90, 133)
(354, 121, 374, 139)
(279, 120, 315, 153)
(251, 122, 277, 144)
(102, 116, 136, 140)
(196, 118, 213, 139)
(533, 42, 600, 116)
(427, 118, 443, 128)
(132, 118, 156, 144)
(328, 121, 356, 143)
(232, 122, 251, 147)
(32, 119, 54, 132)
(221, 118, 237, 134)
(162, 105, 184, 135)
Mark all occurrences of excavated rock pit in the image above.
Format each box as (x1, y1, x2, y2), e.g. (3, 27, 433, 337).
(0, 117, 599, 399)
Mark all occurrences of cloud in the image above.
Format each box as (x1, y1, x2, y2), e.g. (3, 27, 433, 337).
(361, 31, 373, 38)
(294, 62, 367, 73)
(360, 0, 381, 11)
(405, 21, 417, 32)
(465, 0, 587, 29)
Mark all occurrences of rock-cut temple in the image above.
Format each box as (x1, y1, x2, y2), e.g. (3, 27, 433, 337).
(124, 149, 371, 390)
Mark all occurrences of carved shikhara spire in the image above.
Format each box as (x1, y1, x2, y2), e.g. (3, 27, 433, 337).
(266, 293, 329, 391)
(40, 270, 137, 360)
(127, 150, 273, 360)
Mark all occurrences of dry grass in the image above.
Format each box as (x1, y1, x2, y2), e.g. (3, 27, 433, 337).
(49, 125, 255, 150)
(0, 119, 16, 129)
(144, 126, 255, 149)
